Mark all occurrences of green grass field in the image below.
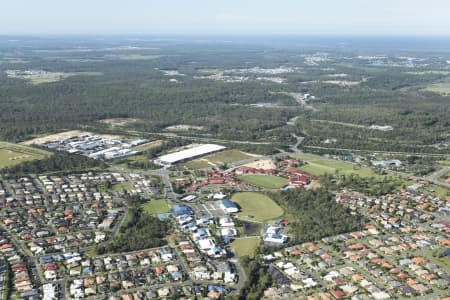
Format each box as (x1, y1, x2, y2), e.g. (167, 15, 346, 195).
(298, 163, 333, 176)
(112, 182, 134, 191)
(428, 185, 449, 199)
(232, 192, 284, 222)
(183, 160, 212, 169)
(0, 142, 50, 168)
(440, 160, 450, 166)
(142, 199, 171, 216)
(206, 149, 256, 164)
(230, 237, 260, 258)
(26, 71, 102, 85)
(424, 82, 450, 95)
(238, 175, 288, 189)
(439, 172, 450, 181)
(294, 153, 378, 178)
(183, 149, 256, 169)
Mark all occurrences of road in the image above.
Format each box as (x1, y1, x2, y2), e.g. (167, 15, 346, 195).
(388, 169, 450, 189)
(0, 225, 44, 289)
(303, 145, 450, 159)
(426, 166, 450, 182)
(108, 166, 179, 201)
(123, 129, 271, 145)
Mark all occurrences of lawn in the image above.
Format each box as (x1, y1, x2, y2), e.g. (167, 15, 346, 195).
(238, 175, 288, 189)
(428, 185, 449, 199)
(183, 160, 212, 169)
(232, 192, 284, 222)
(112, 182, 134, 191)
(230, 237, 260, 258)
(293, 153, 378, 178)
(0, 142, 50, 168)
(183, 149, 257, 169)
(207, 149, 256, 164)
(298, 163, 334, 176)
(440, 160, 450, 166)
(142, 200, 171, 216)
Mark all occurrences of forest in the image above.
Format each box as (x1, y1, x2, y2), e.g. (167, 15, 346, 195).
(273, 188, 363, 244)
(96, 206, 169, 254)
(0, 36, 449, 156)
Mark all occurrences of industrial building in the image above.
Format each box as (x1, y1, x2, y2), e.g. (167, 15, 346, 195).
(154, 144, 226, 166)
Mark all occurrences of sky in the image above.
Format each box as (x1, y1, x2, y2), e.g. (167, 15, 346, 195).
(1, 0, 450, 36)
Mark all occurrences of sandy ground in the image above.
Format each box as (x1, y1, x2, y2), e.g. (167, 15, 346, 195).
(321, 80, 361, 86)
(98, 118, 138, 126)
(165, 124, 205, 131)
(242, 159, 276, 170)
(22, 130, 121, 145)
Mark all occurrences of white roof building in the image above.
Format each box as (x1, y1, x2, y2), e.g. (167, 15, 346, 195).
(155, 144, 226, 166)
(198, 239, 216, 251)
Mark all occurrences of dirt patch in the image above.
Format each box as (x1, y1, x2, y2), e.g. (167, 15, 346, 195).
(242, 159, 276, 170)
(22, 130, 122, 145)
(165, 125, 205, 131)
(99, 118, 138, 126)
(321, 80, 361, 86)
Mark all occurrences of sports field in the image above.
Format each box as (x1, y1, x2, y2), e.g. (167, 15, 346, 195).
(142, 199, 171, 216)
(238, 175, 288, 189)
(232, 192, 284, 222)
(230, 237, 260, 258)
(0, 142, 50, 168)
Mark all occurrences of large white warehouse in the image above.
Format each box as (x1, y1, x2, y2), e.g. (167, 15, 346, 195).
(155, 144, 226, 166)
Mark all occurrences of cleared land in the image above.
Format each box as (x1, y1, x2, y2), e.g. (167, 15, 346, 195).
(142, 200, 171, 216)
(133, 140, 163, 152)
(439, 172, 450, 181)
(183, 149, 258, 169)
(99, 118, 138, 126)
(165, 124, 204, 131)
(183, 160, 212, 169)
(0, 142, 50, 168)
(8, 71, 102, 85)
(312, 119, 366, 129)
(428, 185, 449, 199)
(294, 153, 378, 178)
(242, 159, 276, 170)
(238, 175, 288, 189)
(298, 163, 333, 176)
(230, 237, 260, 258)
(112, 182, 133, 191)
(232, 192, 284, 222)
(22, 130, 121, 145)
(321, 80, 361, 86)
(406, 71, 450, 75)
(106, 54, 161, 60)
(424, 82, 450, 95)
